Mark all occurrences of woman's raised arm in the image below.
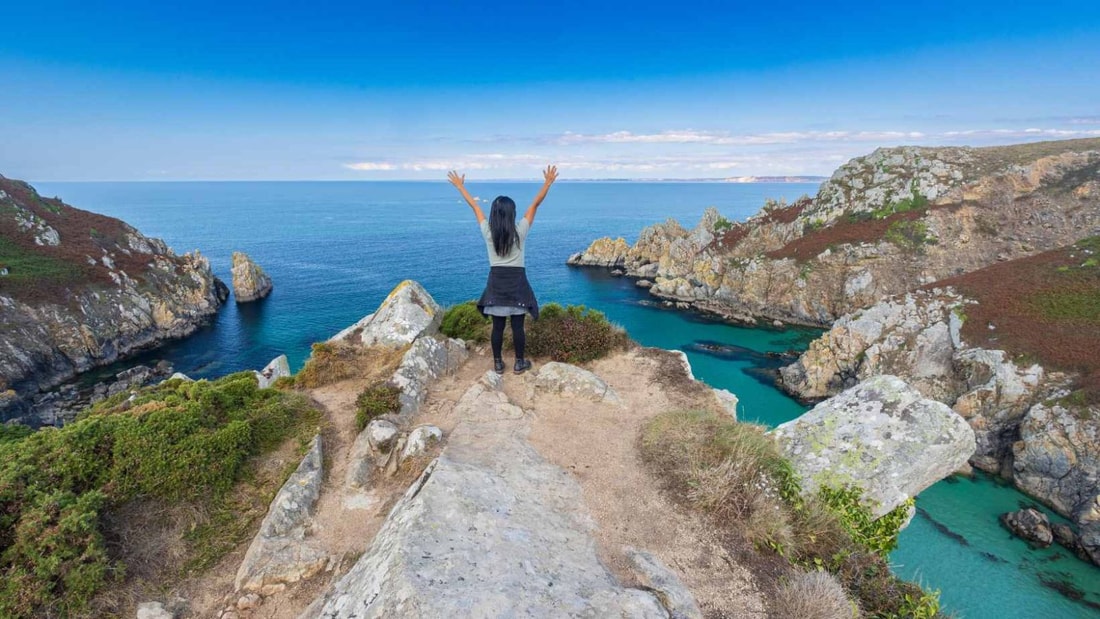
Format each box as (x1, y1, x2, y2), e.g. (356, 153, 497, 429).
(524, 165, 558, 225)
(447, 170, 486, 223)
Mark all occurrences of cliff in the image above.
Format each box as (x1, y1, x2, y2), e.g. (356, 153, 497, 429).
(779, 237, 1100, 564)
(569, 138, 1100, 326)
(231, 251, 273, 302)
(0, 176, 228, 424)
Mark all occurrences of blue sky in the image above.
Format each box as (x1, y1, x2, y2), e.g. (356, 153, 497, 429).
(2, 1, 1099, 180)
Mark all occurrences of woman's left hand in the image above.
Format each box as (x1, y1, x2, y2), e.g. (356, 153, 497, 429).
(447, 170, 466, 189)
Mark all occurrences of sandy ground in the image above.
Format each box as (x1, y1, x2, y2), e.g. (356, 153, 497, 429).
(173, 344, 765, 618)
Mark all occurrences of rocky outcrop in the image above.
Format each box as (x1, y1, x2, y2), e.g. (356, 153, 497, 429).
(306, 371, 694, 618)
(779, 288, 1100, 564)
(772, 375, 976, 517)
(1000, 508, 1054, 548)
(255, 354, 290, 389)
(0, 176, 228, 424)
(230, 251, 273, 303)
(568, 140, 1100, 326)
(235, 436, 327, 595)
(531, 361, 622, 404)
(329, 280, 443, 347)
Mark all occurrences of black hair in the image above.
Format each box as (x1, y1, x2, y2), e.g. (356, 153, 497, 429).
(489, 196, 519, 257)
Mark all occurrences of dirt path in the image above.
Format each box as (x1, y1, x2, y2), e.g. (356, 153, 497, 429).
(180, 344, 765, 618)
(419, 346, 767, 618)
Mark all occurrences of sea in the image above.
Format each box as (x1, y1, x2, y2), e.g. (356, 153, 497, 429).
(33, 180, 1100, 618)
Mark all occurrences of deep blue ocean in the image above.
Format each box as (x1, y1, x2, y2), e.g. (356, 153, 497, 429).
(34, 180, 1100, 618)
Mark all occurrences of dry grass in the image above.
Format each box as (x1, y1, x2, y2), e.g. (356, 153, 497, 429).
(294, 342, 406, 389)
(771, 570, 856, 619)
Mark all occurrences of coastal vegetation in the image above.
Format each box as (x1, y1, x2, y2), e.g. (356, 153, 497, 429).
(937, 235, 1100, 403)
(355, 383, 401, 431)
(0, 372, 320, 617)
(441, 301, 630, 363)
(287, 341, 405, 389)
(640, 409, 942, 618)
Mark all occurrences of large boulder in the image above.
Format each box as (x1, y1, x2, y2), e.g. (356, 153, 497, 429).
(235, 436, 327, 595)
(306, 373, 683, 618)
(329, 280, 443, 348)
(231, 251, 273, 303)
(532, 361, 622, 405)
(772, 375, 976, 517)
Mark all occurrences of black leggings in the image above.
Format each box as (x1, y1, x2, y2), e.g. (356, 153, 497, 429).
(491, 314, 526, 360)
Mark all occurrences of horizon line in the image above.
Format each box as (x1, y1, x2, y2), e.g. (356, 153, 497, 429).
(27, 176, 830, 184)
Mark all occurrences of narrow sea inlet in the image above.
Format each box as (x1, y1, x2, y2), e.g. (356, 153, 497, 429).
(35, 180, 1100, 618)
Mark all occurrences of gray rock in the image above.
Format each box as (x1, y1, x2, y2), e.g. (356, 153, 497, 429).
(711, 388, 739, 419)
(1052, 523, 1077, 548)
(231, 251, 273, 303)
(532, 362, 622, 405)
(168, 372, 192, 382)
(625, 547, 703, 619)
(307, 377, 671, 618)
(1001, 508, 1053, 547)
(401, 425, 442, 461)
(136, 601, 174, 619)
(366, 419, 399, 453)
(235, 436, 328, 594)
(772, 375, 976, 517)
(391, 336, 468, 417)
(329, 280, 443, 347)
(255, 354, 290, 389)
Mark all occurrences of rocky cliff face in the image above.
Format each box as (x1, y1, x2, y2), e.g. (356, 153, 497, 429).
(231, 251, 273, 302)
(779, 288, 1100, 565)
(569, 139, 1100, 326)
(0, 176, 228, 424)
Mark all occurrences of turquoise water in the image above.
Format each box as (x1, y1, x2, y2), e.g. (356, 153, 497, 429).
(33, 181, 1100, 617)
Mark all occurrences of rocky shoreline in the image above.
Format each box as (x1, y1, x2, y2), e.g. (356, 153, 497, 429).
(0, 176, 229, 425)
(568, 138, 1100, 566)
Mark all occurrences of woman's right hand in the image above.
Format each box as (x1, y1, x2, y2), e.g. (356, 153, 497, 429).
(447, 170, 466, 189)
(542, 165, 559, 186)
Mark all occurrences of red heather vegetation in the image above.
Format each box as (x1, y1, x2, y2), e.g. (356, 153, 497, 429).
(932, 237, 1100, 403)
(0, 178, 157, 305)
(709, 198, 808, 252)
(765, 208, 928, 262)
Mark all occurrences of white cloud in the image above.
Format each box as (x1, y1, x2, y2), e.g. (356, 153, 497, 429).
(556, 129, 928, 146)
(344, 161, 398, 171)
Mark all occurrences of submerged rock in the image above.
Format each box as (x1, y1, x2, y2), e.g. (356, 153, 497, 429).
(772, 375, 975, 517)
(1001, 508, 1054, 548)
(231, 251, 273, 303)
(329, 280, 443, 347)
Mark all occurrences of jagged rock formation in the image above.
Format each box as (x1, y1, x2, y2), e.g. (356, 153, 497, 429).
(306, 371, 697, 618)
(231, 251, 273, 303)
(1001, 508, 1054, 548)
(255, 354, 290, 389)
(569, 139, 1100, 326)
(779, 287, 1100, 565)
(0, 176, 228, 424)
(235, 436, 327, 595)
(329, 280, 443, 348)
(772, 375, 976, 517)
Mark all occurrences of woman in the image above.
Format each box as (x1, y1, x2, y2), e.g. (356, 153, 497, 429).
(447, 165, 558, 375)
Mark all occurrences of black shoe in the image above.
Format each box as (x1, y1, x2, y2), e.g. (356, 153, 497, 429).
(514, 358, 532, 374)
(494, 358, 505, 374)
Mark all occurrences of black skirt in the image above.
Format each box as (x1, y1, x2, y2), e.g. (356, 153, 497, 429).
(478, 266, 539, 319)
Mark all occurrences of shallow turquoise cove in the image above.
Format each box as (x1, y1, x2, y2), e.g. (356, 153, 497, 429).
(34, 180, 1100, 618)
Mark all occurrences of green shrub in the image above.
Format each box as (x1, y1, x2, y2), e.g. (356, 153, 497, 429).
(355, 383, 402, 431)
(713, 216, 734, 232)
(816, 485, 912, 557)
(0, 372, 319, 617)
(885, 220, 936, 251)
(0, 423, 33, 444)
(527, 303, 629, 363)
(440, 301, 491, 342)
